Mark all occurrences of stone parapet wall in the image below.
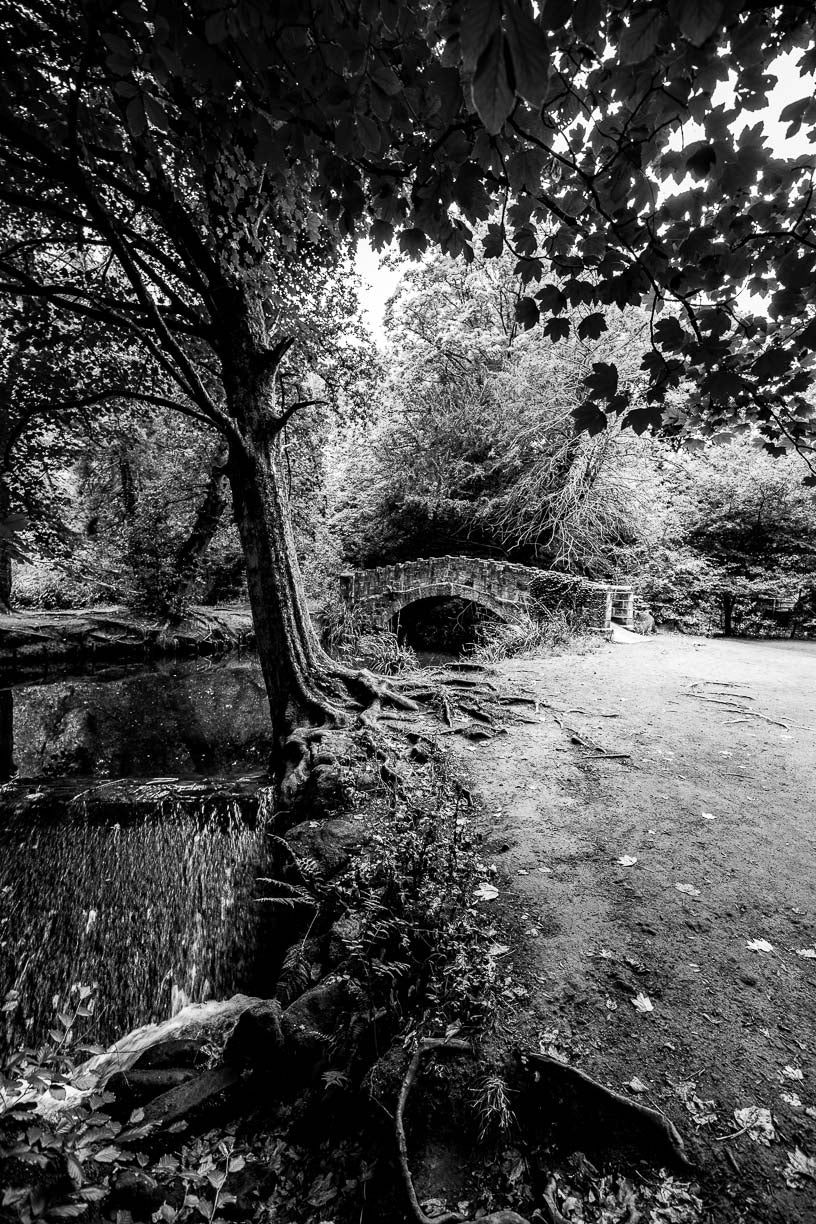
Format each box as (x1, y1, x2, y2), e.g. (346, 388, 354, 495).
(339, 558, 633, 631)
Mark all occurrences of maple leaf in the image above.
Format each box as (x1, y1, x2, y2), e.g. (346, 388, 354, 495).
(577, 312, 608, 341)
(784, 1148, 816, 1189)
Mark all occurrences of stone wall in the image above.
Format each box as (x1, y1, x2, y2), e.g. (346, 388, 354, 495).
(339, 557, 633, 632)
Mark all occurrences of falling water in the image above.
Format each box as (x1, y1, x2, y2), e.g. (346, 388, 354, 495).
(0, 794, 280, 1056)
(0, 655, 281, 1057)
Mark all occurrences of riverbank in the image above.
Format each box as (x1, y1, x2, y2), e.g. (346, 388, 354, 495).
(0, 606, 255, 673)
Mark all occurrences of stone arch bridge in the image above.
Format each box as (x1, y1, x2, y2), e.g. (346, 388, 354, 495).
(338, 556, 634, 632)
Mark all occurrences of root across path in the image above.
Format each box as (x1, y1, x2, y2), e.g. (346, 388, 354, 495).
(447, 633, 816, 1224)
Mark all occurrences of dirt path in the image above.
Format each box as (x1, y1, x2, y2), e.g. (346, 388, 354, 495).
(457, 633, 816, 1223)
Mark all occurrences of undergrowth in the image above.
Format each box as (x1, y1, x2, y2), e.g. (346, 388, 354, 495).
(0, 733, 503, 1224)
(472, 609, 598, 663)
(323, 604, 418, 676)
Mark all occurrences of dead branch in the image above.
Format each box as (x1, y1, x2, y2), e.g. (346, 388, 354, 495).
(396, 1037, 473, 1224)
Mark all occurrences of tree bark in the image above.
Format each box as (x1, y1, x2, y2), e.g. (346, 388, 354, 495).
(165, 443, 230, 620)
(227, 428, 338, 748)
(722, 592, 734, 636)
(0, 473, 13, 614)
(118, 448, 138, 519)
(218, 306, 414, 756)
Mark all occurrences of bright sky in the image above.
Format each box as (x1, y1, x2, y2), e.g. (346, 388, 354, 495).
(354, 51, 816, 341)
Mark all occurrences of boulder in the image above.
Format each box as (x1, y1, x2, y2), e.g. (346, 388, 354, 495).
(285, 816, 369, 877)
(109, 1169, 164, 1218)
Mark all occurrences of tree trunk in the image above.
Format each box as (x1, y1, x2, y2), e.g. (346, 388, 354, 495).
(227, 429, 336, 748)
(0, 473, 13, 614)
(118, 448, 138, 519)
(165, 444, 230, 621)
(218, 308, 412, 758)
(722, 593, 734, 636)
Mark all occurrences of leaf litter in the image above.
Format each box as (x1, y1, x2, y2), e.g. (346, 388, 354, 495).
(674, 1081, 718, 1128)
(718, 1106, 776, 1145)
(783, 1148, 816, 1189)
(675, 883, 701, 897)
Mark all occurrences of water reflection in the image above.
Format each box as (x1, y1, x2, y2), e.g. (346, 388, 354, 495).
(3, 654, 272, 779)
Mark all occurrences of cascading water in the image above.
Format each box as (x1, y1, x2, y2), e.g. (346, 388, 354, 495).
(0, 655, 281, 1057)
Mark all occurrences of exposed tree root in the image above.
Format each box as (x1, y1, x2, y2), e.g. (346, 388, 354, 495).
(541, 1178, 571, 1224)
(519, 1052, 690, 1169)
(685, 690, 789, 730)
(396, 1037, 474, 1224)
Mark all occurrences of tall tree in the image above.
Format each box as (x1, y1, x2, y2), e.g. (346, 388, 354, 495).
(2, 1, 815, 740)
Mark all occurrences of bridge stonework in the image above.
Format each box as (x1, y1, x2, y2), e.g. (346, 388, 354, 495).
(338, 557, 633, 632)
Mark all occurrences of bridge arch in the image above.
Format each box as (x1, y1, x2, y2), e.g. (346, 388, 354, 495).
(373, 582, 511, 630)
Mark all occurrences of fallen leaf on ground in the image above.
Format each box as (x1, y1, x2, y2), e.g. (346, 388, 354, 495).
(795, 948, 816, 959)
(649, 1176, 704, 1221)
(676, 883, 701, 896)
(781, 1092, 803, 1108)
(746, 938, 774, 953)
(537, 865, 553, 873)
(732, 1106, 776, 1145)
(784, 1148, 816, 1189)
(675, 1081, 717, 1127)
(701, 810, 716, 820)
(617, 855, 638, 866)
(486, 942, 510, 959)
(473, 882, 499, 902)
(781, 1065, 804, 1081)
(627, 1077, 648, 1093)
(631, 992, 653, 1013)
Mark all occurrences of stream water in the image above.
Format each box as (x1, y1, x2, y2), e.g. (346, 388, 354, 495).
(0, 654, 279, 1056)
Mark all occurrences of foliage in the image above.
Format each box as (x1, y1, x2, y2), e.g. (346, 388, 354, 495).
(636, 440, 816, 633)
(2, 0, 816, 720)
(472, 609, 597, 662)
(332, 246, 675, 576)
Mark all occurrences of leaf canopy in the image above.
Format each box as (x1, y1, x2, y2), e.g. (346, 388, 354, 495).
(0, 0, 814, 468)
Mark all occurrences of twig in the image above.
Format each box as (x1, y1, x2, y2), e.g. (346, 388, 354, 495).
(576, 753, 631, 762)
(395, 1037, 473, 1224)
(714, 1120, 756, 1142)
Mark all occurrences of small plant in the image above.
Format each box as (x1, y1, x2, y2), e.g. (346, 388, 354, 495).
(356, 629, 418, 675)
(473, 1072, 517, 1143)
(472, 609, 588, 662)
